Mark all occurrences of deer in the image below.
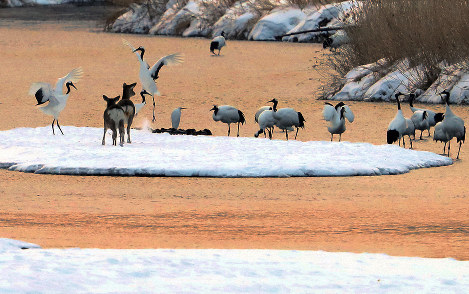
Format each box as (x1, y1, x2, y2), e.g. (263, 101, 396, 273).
(118, 82, 137, 143)
(102, 95, 125, 146)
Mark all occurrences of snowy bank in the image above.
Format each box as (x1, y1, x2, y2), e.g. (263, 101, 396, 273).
(0, 241, 468, 293)
(108, 0, 353, 43)
(0, 238, 41, 252)
(329, 60, 469, 104)
(0, 126, 452, 177)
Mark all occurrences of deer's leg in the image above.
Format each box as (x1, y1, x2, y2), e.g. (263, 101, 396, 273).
(102, 125, 107, 145)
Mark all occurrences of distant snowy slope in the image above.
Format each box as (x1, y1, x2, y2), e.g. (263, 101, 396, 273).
(0, 246, 468, 293)
(0, 126, 452, 177)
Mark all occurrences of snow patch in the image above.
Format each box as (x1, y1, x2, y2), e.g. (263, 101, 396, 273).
(0, 127, 452, 177)
(0, 246, 468, 293)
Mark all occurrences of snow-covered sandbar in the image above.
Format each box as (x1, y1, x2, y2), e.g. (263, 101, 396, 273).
(0, 126, 452, 177)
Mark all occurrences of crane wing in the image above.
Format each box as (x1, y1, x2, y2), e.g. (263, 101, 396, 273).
(322, 103, 337, 121)
(54, 67, 83, 95)
(149, 53, 184, 80)
(122, 38, 142, 62)
(29, 82, 54, 105)
(342, 105, 355, 122)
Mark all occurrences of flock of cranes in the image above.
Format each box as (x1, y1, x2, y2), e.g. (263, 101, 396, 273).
(387, 91, 466, 159)
(27, 32, 465, 158)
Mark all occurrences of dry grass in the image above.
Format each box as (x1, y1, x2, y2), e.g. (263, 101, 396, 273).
(346, 0, 469, 82)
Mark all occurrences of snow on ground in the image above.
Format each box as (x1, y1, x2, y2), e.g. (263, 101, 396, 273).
(0, 238, 468, 293)
(0, 126, 452, 177)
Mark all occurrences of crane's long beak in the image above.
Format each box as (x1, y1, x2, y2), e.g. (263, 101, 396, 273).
(71, 83, 77, 90)
(180, 107, 187, 110)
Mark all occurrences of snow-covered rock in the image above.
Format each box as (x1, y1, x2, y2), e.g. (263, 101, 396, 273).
(331, 60, 389, 101)
(248, 7, 306, 41)
(363, 61, 426, 102)
(284, 1, 359, 43)
(111, 4, 159, 34)
(0, 126, 452, 177)
(211, 2, 259, 39)
(417, 67, 468, 104)
(150, 1, 199, 36)
(0, 238, 41, 252)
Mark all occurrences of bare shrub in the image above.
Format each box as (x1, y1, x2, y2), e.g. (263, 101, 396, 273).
(320, 0, 469, 98)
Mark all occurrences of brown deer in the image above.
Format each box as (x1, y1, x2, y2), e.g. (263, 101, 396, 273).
(118, 82, 137, 143)
(102, 95, 125, 146)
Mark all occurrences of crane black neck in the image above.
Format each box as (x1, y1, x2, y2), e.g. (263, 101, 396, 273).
(272, 100, 278, 112)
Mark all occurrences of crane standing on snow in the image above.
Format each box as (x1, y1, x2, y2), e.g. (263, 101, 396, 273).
(210, 105, 245, 137)
(29, 67, 83, 135)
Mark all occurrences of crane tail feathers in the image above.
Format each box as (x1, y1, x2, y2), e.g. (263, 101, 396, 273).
(238, 110, 246, 124)
(387, 130, 399, 144)
(297, 112, 305, 128)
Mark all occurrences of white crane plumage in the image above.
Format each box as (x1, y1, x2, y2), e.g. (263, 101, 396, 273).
(28, 67, 83, 135)
(123, 39, 183, 122)
(254, 106, 272, 123)
(409, 93, 444, 136)
(210, 31, 226, 56)
(269, 99, 305, 140)
(322, 101, 354, 142)
(387, 92, 409, 148)
(210, 105, 246, 137)
(171, 107, 186, 129)
(433, 90, 466, 158)
(410, 110, 429, 140)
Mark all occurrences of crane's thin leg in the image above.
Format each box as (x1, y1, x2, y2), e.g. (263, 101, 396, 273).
(51, 119, 55, 135)
(443, 142, 446, 154)
(410, 136, 413, 149)
(152, 95, 156, 122)
(331, 134, 333, 142)
(237, 122, 240, 137)
(285, 130, 289, 140)
(263, 129, 266, 138)
(420, 130, 423, 140)
(339, 134, 342, 142)
(57, 120, 64, 135)
(457, 141, 462, 159)
(227, 124, 230, 136)
(295, 127, 299, 140)
(428, 129, 431, 136)
(448, 140, 451, 157)
(403, 137, 406, 148)
(218, 49, 221, 56)
(398, 138, 401, 146)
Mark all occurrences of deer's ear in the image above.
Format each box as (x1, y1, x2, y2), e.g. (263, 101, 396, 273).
(113, 96, 121, 102)
(123, 83, 127, 88)
(103, 95, 108, 101)
(130, 82, 137, 88)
